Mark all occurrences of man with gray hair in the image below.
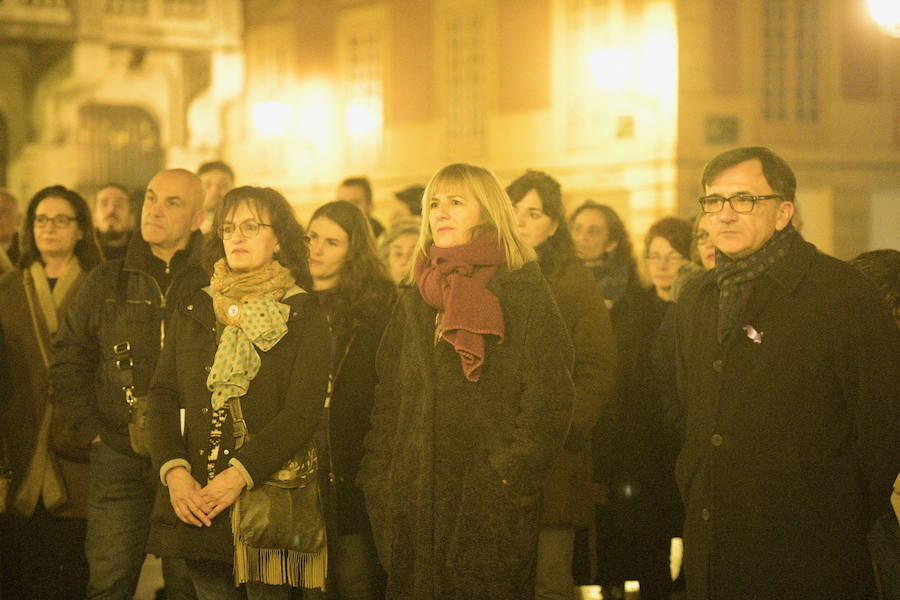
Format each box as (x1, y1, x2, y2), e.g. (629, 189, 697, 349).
(51, 169, 205, 599)
(668, 146, 899, 599)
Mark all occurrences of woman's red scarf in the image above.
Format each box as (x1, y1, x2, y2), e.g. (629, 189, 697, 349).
(415, 232, 506, 382)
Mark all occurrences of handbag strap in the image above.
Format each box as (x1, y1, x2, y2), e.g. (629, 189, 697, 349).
(324, 331, 356, 489)
(229, 396, 249, 450)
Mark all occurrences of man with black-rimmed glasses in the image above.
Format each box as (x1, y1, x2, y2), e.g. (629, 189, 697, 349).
(666, 146, 899, 599)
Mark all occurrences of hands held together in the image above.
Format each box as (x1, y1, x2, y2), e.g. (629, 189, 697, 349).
(165, 466, 246, 527)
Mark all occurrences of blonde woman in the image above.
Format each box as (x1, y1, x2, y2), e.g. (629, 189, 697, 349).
(357, 163, 574, 600)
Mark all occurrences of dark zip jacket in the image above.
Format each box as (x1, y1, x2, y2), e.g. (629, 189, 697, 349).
(50, 231, 208, 456)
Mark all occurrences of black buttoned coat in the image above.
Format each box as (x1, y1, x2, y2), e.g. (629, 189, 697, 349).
(357, 261, 574, 600)
(670, 236, 900, 600)
(145, 288, 331, 564)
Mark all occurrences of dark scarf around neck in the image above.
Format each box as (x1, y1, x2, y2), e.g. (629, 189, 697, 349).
(715, 223, 798, 343)
(414, 232, 506, 382)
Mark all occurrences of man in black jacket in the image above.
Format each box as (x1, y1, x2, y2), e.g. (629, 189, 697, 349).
(51, 168, 206, 599)
(670, 147, 900, 600)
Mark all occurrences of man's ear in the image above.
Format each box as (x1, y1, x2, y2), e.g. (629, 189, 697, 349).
(775, 201, 795, 231)
(190, 209, 205, 232)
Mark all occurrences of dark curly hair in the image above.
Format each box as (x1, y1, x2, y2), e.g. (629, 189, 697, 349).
(506, 169, 578, 278)
(569, 200, 638, 280)
(18, 185, 102, 270)
(202, 186, 312, 289)
(309, 201, 396, 337)
(644, 216, 693, 260)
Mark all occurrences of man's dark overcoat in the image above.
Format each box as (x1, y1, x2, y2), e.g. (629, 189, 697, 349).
(357, 261, 574, 600)
(145, 288, 331, 563)
(671, 236, 900, 600)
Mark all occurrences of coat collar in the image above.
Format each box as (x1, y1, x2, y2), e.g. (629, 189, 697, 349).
(123, 229, 205, 274)
(183, 284, 312, 330)
(761, 233, 816, 295)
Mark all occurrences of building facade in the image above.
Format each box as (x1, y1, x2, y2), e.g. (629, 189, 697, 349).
(0, 0, 243, 202)
(2, 0, 898, 258)
(232, 0, 899, 257)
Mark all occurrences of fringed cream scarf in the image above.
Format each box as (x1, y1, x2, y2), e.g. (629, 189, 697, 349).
(14, 259, 85, 517)
(208, 259, 328, 589)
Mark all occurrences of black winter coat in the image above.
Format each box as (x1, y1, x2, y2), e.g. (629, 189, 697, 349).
(326, 303, 392, 536)
(671, 236, 900, 600)
(50, 232, 208, 456)
(357, 262, 574, 600)
(145, 288, 331, 563)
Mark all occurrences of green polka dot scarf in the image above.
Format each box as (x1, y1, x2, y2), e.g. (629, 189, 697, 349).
(208, 259, 298, 410)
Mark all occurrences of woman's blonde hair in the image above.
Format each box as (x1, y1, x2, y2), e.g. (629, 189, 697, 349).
(407, 163, 536, 281)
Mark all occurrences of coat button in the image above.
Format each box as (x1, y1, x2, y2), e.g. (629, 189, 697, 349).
(701, 508, 711, 521)
(201, 407, 209, 414)
(204, 365, 211, 372)
(186, 304, 193, 311)
(711, 434, 724, 447)
(712, 359, 723, 372)
(198, 448, 206, 456)
(223, 449, 230, 456)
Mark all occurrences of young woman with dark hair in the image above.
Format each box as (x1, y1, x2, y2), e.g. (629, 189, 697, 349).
(358, 163, 574, 600)
(306, 199, 396, 598)
(146, 186, 331, 599)
(507, 170, 617, 599)
(0, 185, 102, 598)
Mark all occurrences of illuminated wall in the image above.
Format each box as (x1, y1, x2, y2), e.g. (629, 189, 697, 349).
(231, 0, 680, 239)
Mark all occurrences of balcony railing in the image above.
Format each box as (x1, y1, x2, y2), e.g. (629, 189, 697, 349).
(0, 0, 240, 49)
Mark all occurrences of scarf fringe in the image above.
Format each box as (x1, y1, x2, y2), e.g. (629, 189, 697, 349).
(232, 498, 327, 590)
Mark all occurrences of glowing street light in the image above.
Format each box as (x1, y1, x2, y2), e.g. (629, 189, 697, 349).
(868, 0, 900, 38)
(587, 47, 633, 92)
(251, 101, 290, 136)
(345, 101, 382, 136)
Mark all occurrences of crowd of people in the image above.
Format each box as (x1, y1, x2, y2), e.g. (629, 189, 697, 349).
(0, 146, 897, 600)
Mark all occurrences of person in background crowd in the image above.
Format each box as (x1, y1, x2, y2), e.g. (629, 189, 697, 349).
(850, 249, 899, 331)
(50, 168, 205, 600)
(643, 216, 692, 321)
(0, 185, 102, 599)
(0, 189, 21, 273)
(358, 163, 574, 600)
(337, 176, 384, 238)
(198, 160, 235, 234)
(670, 146, 899, 599)
(849, 248, 900, 599)
(92, 183, 135, 261)
(390, 185, 424, 226)
(570, 201, 675, 600)
(307, 200, 396, 598)
(146, 186, 331, 599)
(507, 170, 617, 600)
(379, 218, 421, 285)
(672, 215, 715, 303)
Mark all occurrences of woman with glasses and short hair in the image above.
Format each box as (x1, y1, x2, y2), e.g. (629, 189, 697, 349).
(0, 185, 102, 599)
(146, 186, 331, 599)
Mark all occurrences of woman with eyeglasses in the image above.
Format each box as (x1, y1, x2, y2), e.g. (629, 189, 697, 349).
(0, 185, 102, 599)
(643, 216, 693, 320)
(306, 200, 396, 598)
(357, 163, 574, 600)
(145, 186, 331, 599)
(568, 203, 681, 599)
